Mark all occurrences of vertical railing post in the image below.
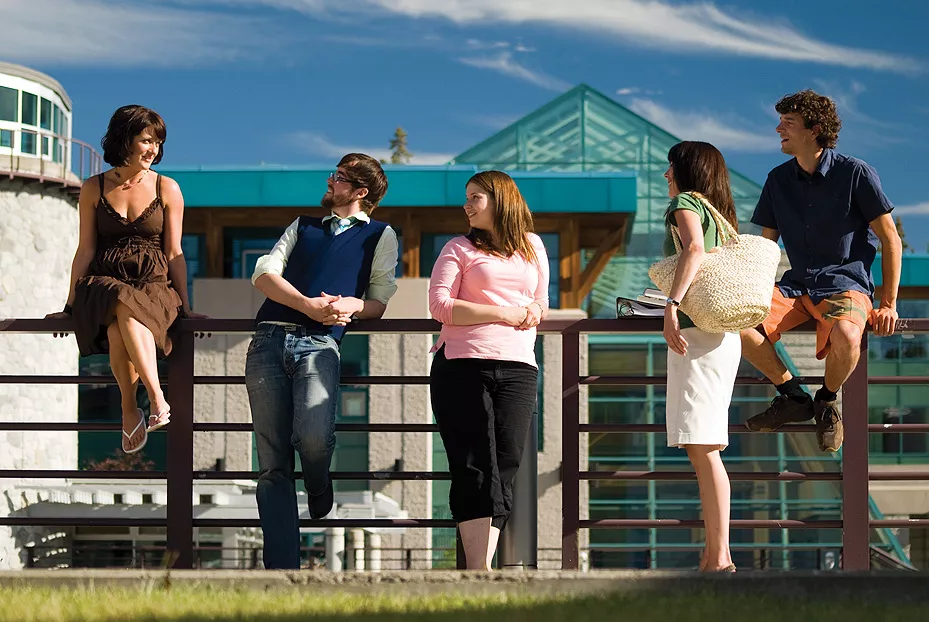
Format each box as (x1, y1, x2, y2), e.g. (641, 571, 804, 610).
(841, 332, 870, 570)
(561, 328, 580, 570)
(166, 326, 195, 568)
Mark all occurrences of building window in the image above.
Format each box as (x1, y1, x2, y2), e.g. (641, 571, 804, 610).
(0, 86, 17, 122)
(0, 129, 12, 149)
(42, 136, 50, 156)
(21, 130, 37, 154)
(21, 92, 37, 126)
(40, 97, 52, 130)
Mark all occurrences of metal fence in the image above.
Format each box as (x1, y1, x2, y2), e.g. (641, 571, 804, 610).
(2, 316, 928, 570)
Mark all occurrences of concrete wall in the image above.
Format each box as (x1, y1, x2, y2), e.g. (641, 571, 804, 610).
(0, 180, 79, 569)
(188, 279, 265, 472)
(367, 278, 433, 569)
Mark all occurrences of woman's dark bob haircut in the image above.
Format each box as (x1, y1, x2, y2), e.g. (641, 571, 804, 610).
(101, 105, 167, 167)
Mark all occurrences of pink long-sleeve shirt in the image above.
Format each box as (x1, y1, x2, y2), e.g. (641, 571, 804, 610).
(428, 234, 550, 368)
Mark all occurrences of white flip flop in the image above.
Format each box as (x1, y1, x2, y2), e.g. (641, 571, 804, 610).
(122, 408, 149, 455)
(147, 409, 171, 433)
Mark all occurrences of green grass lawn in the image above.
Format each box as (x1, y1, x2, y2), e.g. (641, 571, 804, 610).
(0, 588, 926, 622)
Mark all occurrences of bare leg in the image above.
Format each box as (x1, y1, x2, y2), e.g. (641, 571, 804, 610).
(458, 517, 499, 570)
(740, 327, 791, 385)
(823, 322, 863, 393)
(107, 323, 145, 452)
(686, 445, 733, 572)
(114, 302, 170, 418)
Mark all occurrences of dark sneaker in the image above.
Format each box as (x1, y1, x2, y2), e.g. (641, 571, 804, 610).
(308, 478, 334, 519)
(815, 400, 844, 452)
(745, 395, 815, 432)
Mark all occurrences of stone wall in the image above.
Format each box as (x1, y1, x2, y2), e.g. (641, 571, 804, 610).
(0, 180, 79, 569)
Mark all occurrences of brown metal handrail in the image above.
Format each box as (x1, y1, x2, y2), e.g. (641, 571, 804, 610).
(560, 316, 929, 571)
(2, 316, 929, 571)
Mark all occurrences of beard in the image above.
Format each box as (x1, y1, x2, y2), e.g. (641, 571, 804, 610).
(321, 188, 353, 210)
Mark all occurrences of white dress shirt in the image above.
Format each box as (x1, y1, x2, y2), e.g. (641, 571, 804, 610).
(251, 212, 399, 305)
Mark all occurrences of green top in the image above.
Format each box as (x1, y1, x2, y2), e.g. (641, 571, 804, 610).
(662, 193, 721, 330)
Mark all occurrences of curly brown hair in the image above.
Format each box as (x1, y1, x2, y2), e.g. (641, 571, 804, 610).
(775, 90, 842, 149)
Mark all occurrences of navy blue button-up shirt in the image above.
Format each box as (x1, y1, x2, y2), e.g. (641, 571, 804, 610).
(751, 149, 894, 303)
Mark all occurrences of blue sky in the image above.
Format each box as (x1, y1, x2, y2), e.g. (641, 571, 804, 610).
(4, 0, 928, 251)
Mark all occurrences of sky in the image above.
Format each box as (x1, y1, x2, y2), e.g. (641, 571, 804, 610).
(4, 0, 928, 251)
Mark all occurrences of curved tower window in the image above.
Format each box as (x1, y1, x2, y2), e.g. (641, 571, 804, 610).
(0, 86, 17, 122)
(40, 97, 52, 130)
(21, 92, 37, 126)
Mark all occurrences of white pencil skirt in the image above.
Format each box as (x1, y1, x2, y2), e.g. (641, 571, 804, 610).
(665, 328, 741, 450)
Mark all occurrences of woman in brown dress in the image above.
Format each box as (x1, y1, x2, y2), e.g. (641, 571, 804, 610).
(46, 105, 202, 454)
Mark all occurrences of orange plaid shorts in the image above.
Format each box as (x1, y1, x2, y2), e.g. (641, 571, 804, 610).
(760, 287, 873, 360)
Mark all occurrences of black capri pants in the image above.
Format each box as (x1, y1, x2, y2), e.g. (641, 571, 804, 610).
(430, 346, 538, 530)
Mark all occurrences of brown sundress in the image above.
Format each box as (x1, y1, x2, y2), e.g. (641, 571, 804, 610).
(72, 173, 183, 357)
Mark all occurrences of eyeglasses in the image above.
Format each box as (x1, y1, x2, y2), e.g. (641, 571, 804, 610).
(329, 171, 357, 185)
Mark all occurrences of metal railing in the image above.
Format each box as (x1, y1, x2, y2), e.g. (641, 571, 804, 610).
(0, 130, 103, 187)
(2, 317, 929, 570)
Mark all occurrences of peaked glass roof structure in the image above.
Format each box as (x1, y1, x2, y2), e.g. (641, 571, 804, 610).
(452, 84, 764, 316)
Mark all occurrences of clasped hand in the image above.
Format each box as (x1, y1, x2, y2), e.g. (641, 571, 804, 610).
(500, 302, 543, 330)
(308, 292, 364, 326)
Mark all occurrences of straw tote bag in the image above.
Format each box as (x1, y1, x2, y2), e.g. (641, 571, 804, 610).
(648, 192, 781, 333)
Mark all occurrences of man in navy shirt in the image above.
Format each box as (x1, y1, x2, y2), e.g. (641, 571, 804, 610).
(742, 90, 901, 452)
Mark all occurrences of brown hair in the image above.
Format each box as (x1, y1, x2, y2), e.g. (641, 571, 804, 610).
(775, 90, 842, 149)
(101, 105, 167, 167)
(337, 153, 388, 214)
(466, 170, 539, 265)
(667, 141, 738, 232)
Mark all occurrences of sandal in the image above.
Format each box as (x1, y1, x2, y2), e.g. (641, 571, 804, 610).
(122, 409, 149, 454)
(148, 408, 171, 432)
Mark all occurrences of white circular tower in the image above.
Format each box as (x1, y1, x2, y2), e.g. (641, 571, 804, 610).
(0, 62, 101, 569)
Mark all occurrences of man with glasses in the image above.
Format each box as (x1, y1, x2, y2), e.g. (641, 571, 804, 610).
(245, 153, 399, 569)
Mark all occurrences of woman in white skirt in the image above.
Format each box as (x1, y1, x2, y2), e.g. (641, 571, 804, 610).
(660, 141, 742, 572)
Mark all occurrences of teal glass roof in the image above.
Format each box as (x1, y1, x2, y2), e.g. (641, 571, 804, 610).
(158, 165, 637, 214)
(453, 84, 764, 315)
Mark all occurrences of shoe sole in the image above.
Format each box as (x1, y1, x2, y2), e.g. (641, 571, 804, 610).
(745, 419, 813, 433)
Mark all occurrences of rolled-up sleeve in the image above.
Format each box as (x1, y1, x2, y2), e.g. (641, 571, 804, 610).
(251, 218, 299, 285)
(366, 225, 400, 305)
(428, 240, 464, 325)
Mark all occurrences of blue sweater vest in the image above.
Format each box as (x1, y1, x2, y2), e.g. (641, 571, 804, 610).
(255, 216, 388, 341)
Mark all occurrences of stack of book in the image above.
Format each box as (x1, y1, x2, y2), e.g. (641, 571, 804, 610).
(636, 288, 668, 307)
(615, 288, 669, 318)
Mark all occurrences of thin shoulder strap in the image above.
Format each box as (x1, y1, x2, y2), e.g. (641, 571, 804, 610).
(97, 173, 105, 195)
(156, 174, 162, 200)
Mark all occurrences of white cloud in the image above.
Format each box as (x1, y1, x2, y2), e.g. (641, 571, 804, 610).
(628, 99, 776, 152)
(262, 0, 919, 73)
(895, 202, 929, 216)
(617, 87, 663, 96)
(288, 131, 454, 165)
(0, 0, 270, 66)
(459, 51, 569, 92)
(466, 39, 510, 50)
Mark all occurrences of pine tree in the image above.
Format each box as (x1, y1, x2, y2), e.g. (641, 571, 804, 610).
(387, 127, 413, 164)
(895, 216, 913, 253)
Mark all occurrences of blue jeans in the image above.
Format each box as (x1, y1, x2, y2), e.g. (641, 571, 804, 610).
(245, 323, 341, 569)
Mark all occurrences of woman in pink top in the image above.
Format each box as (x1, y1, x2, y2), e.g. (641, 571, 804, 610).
(428, 170, 549, 570)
